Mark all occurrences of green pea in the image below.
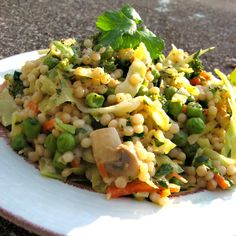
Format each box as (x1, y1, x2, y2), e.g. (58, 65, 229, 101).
(86, 92, 105, 108)
(10, 134, 27, 151)
(168, 101, 182, 118)
(164, 86, 177, 100)
(53, 151, 66, 170)
(172, 131, 188, 147)
(43, 56, 59, 69)
(57, 132, 76, 153)
(186, 102, 203, 118)
(44, 134, 57, 153)
(23, 118, 41, 139)
(186, 117, 205, 134)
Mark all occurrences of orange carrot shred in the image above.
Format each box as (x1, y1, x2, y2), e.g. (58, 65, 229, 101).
(27, 101, 40, 113)
(214, 173, 229, 190)
(43, 119, 55, 131)
(190, 77, 201, 86)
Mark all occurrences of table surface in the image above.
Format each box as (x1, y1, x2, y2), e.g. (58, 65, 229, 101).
(0, 0, 236, 235)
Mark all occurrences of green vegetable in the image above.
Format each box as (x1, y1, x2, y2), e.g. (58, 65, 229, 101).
(155, 155, 183, 174)
(55, 118, 76, 134)
(183, 142, 199, 165)
(155, 163, 173, 178)
(96, 4, 164, 59)
(168, 101, 182, 118)
(10, 134, 27, 151)
(186, 117, 205, 134)
(5, 71, 24, 98)
(53, 151, 66, 170)
(86, 92, 105, 108)
(101, 46, 114, 60)
(57, 132, 76, 153)
(186, 95, 195, 103)
(44, 134, 57, 153)
(186, 102, 203, 118)
(193, 155, 212, 168)
(169, 177, 183, 186)
(39, 158, 65, 180)
(50, 40, 74, 60)
(188, 57, 203, 78)
(137, 85, 149, 96)
(43, 56, 59, 69)
(215, 69, 236, 159)
(164, 86, 177, 100)
(172, 131, 188, 147)
(22, 118, 41, 139)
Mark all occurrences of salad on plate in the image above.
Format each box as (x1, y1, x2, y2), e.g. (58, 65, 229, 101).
(1, 4, 236, 206)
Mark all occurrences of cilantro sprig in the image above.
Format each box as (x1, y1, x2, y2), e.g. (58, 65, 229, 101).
(96, 4, 164, 59)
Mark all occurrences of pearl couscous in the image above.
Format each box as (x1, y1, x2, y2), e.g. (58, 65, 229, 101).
(0, 5, 236, 206)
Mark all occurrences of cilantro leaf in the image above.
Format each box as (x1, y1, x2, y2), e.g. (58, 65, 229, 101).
(137, 27, 164, 60)
(121, 4, 143, 24)
(96, 4, 164, 59)
(96, 10, 136, 34)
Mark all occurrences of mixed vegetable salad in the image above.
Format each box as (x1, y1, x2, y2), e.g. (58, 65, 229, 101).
(1, 5, 236, 205)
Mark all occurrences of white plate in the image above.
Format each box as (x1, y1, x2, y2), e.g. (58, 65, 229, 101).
(0, 51, 236, 236)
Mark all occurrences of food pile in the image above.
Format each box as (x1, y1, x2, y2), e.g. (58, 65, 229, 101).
(1, 5, 236, 205)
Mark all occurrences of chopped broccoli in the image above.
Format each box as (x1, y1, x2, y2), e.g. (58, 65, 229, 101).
(6, 71, 24, 98)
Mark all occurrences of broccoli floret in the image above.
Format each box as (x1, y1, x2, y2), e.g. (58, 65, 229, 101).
(6, 71, 24, 98)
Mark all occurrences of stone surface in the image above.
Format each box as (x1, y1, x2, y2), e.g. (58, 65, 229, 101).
(0, 0, 235, 235)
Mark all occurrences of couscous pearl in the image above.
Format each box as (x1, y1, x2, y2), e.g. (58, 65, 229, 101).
(131, 114, 144, 125)
(62, 151, 74, 163)
(37, 113, 46, 124)
(74, 86, 85, 99)
(149, 87, 159, 94)
(184, 166, 196, 176)
(84, 39, 93, 48)
(116, 93, 126, 103)
(61, 113, 71, 123)
(212, 160, 221, 168)
(218, 166, 227, 176)
(206, 91, 213, 100)
(197, 177, 207, 188)
(107, 94, 117, 104)
(115, 176, 127, 188)
(100, 114, 112, 126)
(169, 123, 180, 134)
(73, 119, 85, 128)
(208, 106, 217, 117)
(227, 165, 236, 176)
(129, 73, 142, 86)
(108, 119, 118, 128)
(28, 152, 40, 162)
(177, 152, 186, 162)
(177, 113, 187, 124)
(80, 137, 91, 148)
(118, 118, 127, 129)
(205, 171, 214, 181)
(91, 52, 101, 61)
(123, 126, 134, 136)
(133, 125, 144, 134)
(207, 179, 217, 190)
(196, 165, 208, 177)
(188, 175, 196, 184)
(35, 144, 44, 156)
(82, 55, 91, 65)
(113, 69, 123, 79)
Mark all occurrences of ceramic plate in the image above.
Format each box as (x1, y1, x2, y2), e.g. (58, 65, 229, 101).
(0, 51, 236, 236)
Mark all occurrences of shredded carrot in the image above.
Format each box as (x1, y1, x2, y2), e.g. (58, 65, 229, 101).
(214, 173, 229, 190)
(160, 188, 171, 197)
(182, 105, 187, 113)
(43, 119, 55, 131)
(169, 173, 188, 183)
(98, 163, 109, 178)
(169, 183, 181, 193)
(106, 180, 158, 198)
(190, 77, 201, 86)
(27, 101, 40, 113)
(200, 71, 211, 80)
(71, 159, 80, 168)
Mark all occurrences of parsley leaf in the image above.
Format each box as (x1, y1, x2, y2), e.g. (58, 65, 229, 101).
(96, 4, 164, 59)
